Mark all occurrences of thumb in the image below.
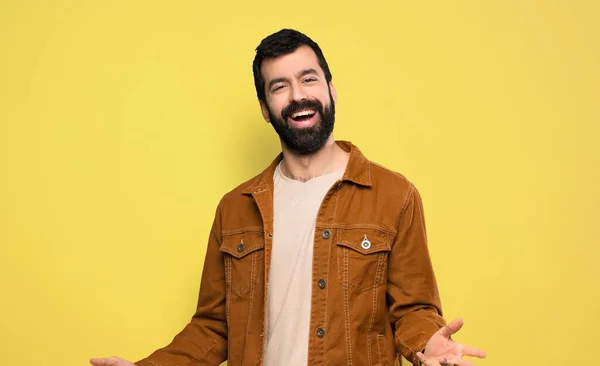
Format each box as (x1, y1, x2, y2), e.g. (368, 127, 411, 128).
(438, 318, 464, 338)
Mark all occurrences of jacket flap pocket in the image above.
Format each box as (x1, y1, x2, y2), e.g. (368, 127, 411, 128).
(220, 230, 264, 259)
(337, 227, 392, 255)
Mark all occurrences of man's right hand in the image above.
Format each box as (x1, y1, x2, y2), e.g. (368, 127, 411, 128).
(89, 356, 135, 366)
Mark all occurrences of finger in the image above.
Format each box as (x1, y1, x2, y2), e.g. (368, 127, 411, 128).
(90, 356, 118, 366)
(453, 359, 476, 366)
(416, 352, 427, 363)
(438, 318, 464, 338)
(90, 358, 109, 366)
(461, 344, 487, 358)
(416, 352, 436, 366)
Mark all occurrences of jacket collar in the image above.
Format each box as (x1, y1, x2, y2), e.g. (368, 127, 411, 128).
(242, 140, 372, 195)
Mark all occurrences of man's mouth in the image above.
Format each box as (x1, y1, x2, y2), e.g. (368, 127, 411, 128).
(289, 109, 316, 122)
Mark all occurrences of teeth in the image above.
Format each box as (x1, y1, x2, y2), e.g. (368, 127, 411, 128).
(291, 109, 315, 118)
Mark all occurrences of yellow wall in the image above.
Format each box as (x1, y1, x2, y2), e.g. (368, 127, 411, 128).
(1, 1, 598, 365)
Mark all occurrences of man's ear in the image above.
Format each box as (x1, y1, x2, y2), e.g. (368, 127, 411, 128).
(329, 82, 337, 105)
(259, 100, 270, 123)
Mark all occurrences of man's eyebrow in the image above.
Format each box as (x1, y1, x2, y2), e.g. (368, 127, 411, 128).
(267, 69, 320, 90)
(268, 77, 289, 90)
(297, 68, 319, 78)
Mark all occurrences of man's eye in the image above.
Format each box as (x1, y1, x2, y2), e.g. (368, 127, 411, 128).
(304, 78, 317, 83)
(273, 85, 285, 92)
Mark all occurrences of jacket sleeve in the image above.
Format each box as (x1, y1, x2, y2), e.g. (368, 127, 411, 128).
(136, 203, 228, 366)
(387, 183, 446, 365)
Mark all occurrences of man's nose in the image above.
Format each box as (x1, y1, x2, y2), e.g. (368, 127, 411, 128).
(290, 84, 308, 102)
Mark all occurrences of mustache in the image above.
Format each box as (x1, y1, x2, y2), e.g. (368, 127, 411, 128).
(281, 99, 324, 121)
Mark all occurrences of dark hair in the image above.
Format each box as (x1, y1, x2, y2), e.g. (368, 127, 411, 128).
(252, 29, 333, 102)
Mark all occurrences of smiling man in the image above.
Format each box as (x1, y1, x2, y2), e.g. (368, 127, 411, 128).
(91, 29, 486, 366)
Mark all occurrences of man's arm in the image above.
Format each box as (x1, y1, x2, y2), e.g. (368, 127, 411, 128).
(136, 203, 228, 366)
(386, 183, 446, 365)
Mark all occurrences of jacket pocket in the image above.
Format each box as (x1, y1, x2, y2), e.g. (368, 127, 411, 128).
(337, 227, 393, 292)
(220, 230, 264, 297)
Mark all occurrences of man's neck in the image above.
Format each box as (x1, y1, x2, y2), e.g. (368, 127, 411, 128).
(280, 137, 349, 182)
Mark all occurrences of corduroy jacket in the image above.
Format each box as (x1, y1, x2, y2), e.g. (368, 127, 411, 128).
(136, 141, 445, 366)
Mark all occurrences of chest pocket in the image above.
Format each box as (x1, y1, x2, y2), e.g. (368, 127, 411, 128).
(337, 227, 393, 292)
(220, 230, 265, 297)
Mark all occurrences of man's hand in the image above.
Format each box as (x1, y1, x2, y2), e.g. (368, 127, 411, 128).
(89, 356, 135, 366)
(416, 318, 486, 366)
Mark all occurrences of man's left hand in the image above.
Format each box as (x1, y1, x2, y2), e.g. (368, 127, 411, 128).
(415, 318, 486, 366)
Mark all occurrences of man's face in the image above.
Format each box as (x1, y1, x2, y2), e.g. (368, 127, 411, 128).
(260, 45, 337, 155)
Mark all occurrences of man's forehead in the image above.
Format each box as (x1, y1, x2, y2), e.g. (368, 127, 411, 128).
(261, 45, 322, 80)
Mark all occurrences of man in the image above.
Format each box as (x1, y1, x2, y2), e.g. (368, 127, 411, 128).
(91, 29, 486, 366)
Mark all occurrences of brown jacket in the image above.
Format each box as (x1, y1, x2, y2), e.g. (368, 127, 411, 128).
(136, 141, 445, 366)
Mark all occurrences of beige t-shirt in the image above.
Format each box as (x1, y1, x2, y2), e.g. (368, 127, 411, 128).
(263, 162, 345, 366)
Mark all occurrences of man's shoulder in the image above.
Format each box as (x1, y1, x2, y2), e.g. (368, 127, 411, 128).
(367, 159, 414, 194)
(363, 159, 422, 218)
(344, 140, 415, 195)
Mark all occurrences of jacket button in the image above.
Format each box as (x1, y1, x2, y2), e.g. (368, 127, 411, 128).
(237, 242, 245, 253)
(321, 229, 331, 239)
(361, 239, 371, 250)
(316, 327, 326, 338)
(318, 279, 326, 289)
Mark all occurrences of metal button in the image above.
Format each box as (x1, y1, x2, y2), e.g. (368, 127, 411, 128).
(361, 236, 371, 250)
(318, 279, 326, 289)
(316, 327, 326, 338)
(237, 241, 245, 253)
(322, 229, 331, 239)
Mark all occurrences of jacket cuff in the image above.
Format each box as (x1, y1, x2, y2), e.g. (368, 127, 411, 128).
(135, 357, 161, 366)
(396, 318, 444, 365)
(401, 333, 431, 365)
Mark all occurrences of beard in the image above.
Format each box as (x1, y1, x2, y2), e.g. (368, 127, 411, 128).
(267, 92, 335, 156)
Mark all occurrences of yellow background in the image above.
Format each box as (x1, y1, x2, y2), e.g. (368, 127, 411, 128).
(1, 1, 598, 365)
